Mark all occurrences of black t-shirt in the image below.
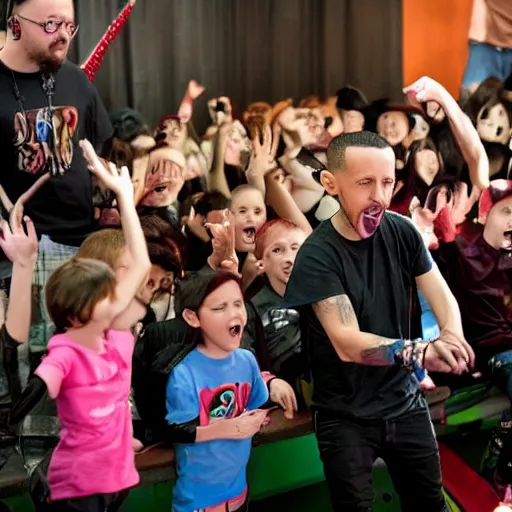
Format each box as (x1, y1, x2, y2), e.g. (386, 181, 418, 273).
(0, 60, 113, 245)
(247, 283, 301, 375)
(284, 211, 432, 419)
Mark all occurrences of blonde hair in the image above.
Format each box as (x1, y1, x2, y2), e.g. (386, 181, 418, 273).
(77, 229, 126, 270)
(46, 258, 116, 334)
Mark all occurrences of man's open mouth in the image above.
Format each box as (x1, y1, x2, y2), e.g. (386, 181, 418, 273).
(358, 205, 384, 238)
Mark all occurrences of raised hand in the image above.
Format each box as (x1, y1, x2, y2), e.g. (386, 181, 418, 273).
(403, 76, 447, 122)
(178, 80, 206, 124)
(409, 196, 439, 250)
(451, 182, 477, 226)
(80, 140, 133, 199)
(208, 96, 233, 125)
(0, 216, 38, 268)
(246, 125, 276, 178)
(403, 76, 447, 107)
(205, 209, 239, 275)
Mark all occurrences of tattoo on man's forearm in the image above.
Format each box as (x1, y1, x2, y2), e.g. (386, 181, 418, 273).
(361, 338, 402, 366)
(361, 338, 426, 369)
(314, 295, 358, 326)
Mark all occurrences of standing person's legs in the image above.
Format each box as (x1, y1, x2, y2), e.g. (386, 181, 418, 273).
(382, 408, 447, 512)
(313, 411, 381, 512)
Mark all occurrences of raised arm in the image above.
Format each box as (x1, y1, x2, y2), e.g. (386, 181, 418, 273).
(404, 77, 489, 190)
(80, 140, 151, 316)
(0, 216, 38, 343)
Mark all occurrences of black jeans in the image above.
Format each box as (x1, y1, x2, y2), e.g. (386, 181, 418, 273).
(313, 407, 447, 512)
(35, 490, 130, 512)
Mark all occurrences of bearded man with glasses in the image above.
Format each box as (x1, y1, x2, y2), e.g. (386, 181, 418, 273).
(0, 0, 113, 376)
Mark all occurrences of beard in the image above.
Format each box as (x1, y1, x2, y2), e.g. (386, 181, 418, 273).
(28, 40, 68, 74)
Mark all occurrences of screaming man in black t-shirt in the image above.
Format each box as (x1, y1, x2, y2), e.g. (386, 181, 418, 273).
(284, 211, 432, 419)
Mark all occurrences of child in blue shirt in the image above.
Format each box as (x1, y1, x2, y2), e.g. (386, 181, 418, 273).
(166, 272, 269, 512)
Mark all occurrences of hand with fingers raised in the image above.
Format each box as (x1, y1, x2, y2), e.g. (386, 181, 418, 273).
(246, 125, 277, 180)
(0, 215, 38, 268)
(206, 209, 240, 275)
(80, 139, 133, 201)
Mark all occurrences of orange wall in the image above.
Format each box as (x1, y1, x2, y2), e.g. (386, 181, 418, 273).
(403, 0, 473, 98)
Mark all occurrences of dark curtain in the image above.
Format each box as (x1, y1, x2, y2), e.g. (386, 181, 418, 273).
(75, 0, 403, 132)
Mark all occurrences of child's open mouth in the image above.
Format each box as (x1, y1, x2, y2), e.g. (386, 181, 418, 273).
(504, 230, 512, 249)
(229, 323, 242, 337)
(242, 227, 256, 244)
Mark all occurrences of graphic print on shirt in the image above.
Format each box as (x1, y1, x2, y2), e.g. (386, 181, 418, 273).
(13, 106, 78, 177)
(199, 383, 251, 426)
(263, 308, 300, 332)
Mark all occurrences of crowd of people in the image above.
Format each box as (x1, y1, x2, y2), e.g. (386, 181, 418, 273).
(0, 0, 511, 511)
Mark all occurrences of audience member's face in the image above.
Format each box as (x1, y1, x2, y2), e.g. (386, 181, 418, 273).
(140, 265, 174, 304)
(261, 227, 307, 289)
(377, 111, 409, 147)
(326, 147, 395, 239)
(340, 110, 365, 134)
(16, 0, 76, 72)
(415, 149, 440, 186)
(194, 280, 247, 355)
(141, 147, 185, 207)
(483, 197, 512, 250)
(477, 103, 511, 145)
(231, 189, 267, 252)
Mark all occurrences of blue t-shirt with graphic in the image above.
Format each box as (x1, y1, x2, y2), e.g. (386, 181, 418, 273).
(166, 347, 269, 512)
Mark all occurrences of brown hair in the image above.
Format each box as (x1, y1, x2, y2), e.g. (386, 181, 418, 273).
(46, 258, 116, 334)
(77, 229, 126, 270)
(139, 214, 187, 276)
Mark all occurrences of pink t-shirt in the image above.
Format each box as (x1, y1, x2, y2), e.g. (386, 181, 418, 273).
(35, 330, 140, 501)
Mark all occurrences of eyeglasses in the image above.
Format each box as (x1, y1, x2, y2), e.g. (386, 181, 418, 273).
(16, 14, 79, 38)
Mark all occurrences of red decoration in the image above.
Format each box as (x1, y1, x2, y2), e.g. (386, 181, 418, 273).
(81, 0, 136, 83)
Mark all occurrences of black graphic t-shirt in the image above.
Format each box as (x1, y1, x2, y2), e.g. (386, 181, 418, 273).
(0, 60, 113, 245)
(284, 212, 432, 419)
(247, 283, 301, 376)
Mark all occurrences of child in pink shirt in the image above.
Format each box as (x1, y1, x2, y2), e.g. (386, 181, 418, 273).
(28, 142, 151, 511)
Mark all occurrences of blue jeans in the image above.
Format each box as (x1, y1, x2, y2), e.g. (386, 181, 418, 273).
(462, 41, 512, 88)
